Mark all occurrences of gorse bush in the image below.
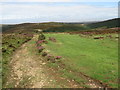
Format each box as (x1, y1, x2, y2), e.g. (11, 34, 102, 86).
(38, 33, 46, 40)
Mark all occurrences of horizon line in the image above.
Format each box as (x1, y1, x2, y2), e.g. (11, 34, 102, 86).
(1, 18, 118, 25)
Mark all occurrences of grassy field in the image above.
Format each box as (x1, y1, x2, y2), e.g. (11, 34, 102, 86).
(44, 33, 118, 88)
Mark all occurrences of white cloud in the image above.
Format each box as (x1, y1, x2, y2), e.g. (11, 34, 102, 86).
(0, 0, 119, 2)
(1, 3, 118, 24)
(0, 0, 73, 2)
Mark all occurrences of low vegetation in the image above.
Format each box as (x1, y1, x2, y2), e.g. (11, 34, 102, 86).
(1, 18, 119, 88)
(87, 18, 119, 28)
(43, 33, 118, 88)
(2, 33, 33, 85)
(43, 25, 90, 32)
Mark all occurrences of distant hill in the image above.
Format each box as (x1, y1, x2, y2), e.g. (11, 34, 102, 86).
(43, 18, 119, 32)
(87, 18, 119, 28)
(2, 18, 119, 33)
(43, 24, 89, 32)
(2, 22, 65, 33)
(1, 25, 16, 32)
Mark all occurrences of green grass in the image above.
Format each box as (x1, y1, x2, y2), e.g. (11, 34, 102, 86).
(44, 33, 118, 88)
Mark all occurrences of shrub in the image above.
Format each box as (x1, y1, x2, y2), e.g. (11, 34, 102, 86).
(37, 40, 44, 44)
(47, 55, 55, 63)
(55, 56, 62, 59)
(36, 40, 48, 47)
(37, 46, 45, 53)
(42, 52, 47, 57)
(49, 37, 57, 42)
(38, 34, 45, 40)
(43, 40, 48, 44)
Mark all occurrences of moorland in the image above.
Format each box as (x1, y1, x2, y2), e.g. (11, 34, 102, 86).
(1, 18, 119, 88)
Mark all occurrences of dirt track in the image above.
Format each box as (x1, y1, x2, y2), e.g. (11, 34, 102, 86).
(5, 35, 57, 88)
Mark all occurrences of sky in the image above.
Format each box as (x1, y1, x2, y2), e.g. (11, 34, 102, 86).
(0, 0, 119, 24)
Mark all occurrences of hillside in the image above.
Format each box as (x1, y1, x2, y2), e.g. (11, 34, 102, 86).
(2, 25, 16, 32)
(87, 18, 119, 28)
(2, 18, 118, 88)
(43, 24, 89, 32)
(43, 18, 119, 32)
(2, 22, 64, 33)
(2, 18, 119, 33)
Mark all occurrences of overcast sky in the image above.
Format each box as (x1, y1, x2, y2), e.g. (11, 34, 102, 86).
(0, 0, 119, 24)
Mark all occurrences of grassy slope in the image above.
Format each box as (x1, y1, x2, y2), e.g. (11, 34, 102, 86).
(87, 18, 119, 28)
(44, 33, 118, 88)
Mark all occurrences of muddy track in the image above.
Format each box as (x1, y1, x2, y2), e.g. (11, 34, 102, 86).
(55, 62, 109, 88)
(78, 72, 108, 88)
